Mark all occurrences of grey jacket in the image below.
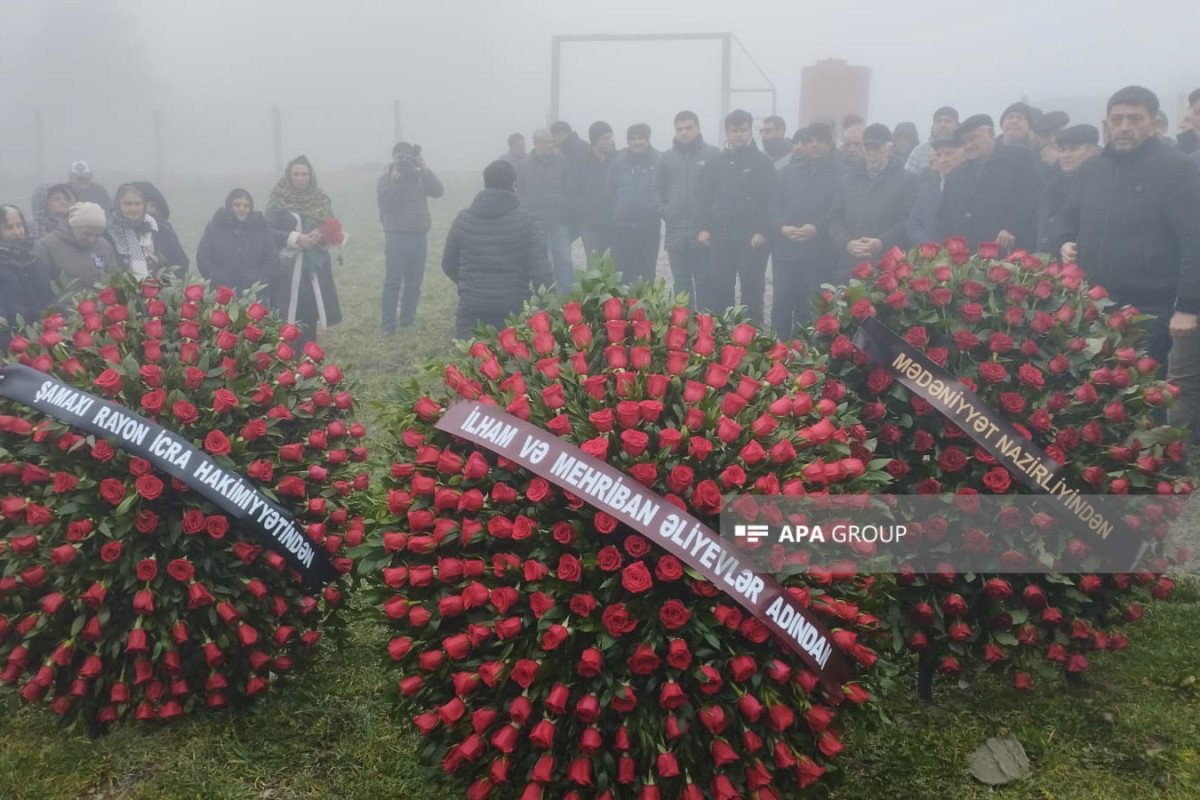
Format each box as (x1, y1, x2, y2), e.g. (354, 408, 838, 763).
(517, 152, 572, 228)
(656, 136, 720, 250)
(377, 167, 444, 234)
(33, 227, 120, 294)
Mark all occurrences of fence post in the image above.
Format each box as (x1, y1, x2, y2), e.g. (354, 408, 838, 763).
(34, 111, 45, 181)
(272, 105, 283, 174)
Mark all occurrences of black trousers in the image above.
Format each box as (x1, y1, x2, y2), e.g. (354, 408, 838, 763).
(771, 258, 831, 337)
(667, 243, 710, 309)
(611, 222, 661, 287)
(707, 231, 770, 324)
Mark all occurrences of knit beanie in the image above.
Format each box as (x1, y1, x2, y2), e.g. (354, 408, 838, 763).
(68, 202, 106, 229)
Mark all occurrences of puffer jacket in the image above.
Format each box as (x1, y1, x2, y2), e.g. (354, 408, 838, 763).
(442, 189, 553, 338)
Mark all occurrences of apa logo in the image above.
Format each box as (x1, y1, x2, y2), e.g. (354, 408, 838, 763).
(734, 524, 770, 545)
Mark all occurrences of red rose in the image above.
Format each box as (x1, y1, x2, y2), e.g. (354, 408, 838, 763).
(937, 447, 968, 472)
(597, 546, 623, 571)
(601, 603, 638, 637)
(621, 561, 653, 593)
(134, 475, 163, 500)
(978, 362, 1008, 383)
(167, 558, 195, 582)
(99, 477, 126, 505)
(982, 467, 1012, 493)
(92, 368, 123, 395)
(204, 430, 232, 456)
(172, 401, 199, 424)
(659, 600, 691, 629)
(620, 429, 649, 457)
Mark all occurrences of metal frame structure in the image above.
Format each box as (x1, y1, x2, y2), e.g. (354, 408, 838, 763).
(549, 33, 777, 128)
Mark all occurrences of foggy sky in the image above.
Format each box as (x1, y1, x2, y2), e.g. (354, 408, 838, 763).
(2, 0, 1197, 178)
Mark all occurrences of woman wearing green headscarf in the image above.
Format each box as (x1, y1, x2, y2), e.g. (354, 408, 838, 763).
(265, 155, 344, 344)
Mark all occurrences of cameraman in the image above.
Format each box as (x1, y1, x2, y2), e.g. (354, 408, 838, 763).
(377, 141, 444, 332)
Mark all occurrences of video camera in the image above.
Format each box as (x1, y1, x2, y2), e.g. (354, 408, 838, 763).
(392, 143, 423, 178)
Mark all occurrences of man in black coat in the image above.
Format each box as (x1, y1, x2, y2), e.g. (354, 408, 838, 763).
(656, 110, 720, 307)
(940, 114, 1044, 253)
(1058, 86, 1200, 434)
(828, 124, 919, 275)
(443, 161, 553, 340)
(770, 124, 840, 335)
(697, 109, 776, 323)
(571, 121, 616, 261)
(1035, 125, 1098, 254)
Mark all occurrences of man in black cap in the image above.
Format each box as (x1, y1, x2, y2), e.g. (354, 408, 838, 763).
(1059, 86, 1200, 436)
(906, 134, 965, 246)
(1000, 102, 1040, 148)
(940, 113, 1044, 253)
(1032, 110, 1070, 168)
(1035, 124, 1098, 254)
(829, 123, 918, 274)
(571, 121, 617, 261)
(770, 124, 840, 335)
(906, 107, 960, 175)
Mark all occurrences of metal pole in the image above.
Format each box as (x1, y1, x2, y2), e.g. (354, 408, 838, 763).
(393, 100, 402, 144)
(153, 110, 165, 182)
(34, 111, 45, 181)
(550, 36, 562, 123)
(720, 34, 732, 144)
(272, 105, 283, 175)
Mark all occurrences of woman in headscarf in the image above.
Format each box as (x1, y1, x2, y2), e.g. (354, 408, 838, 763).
(265, 155, 343, 343)
(0, 205, 54, 348)
(196, 189, 278, 295)
(131, 181, 189, 270)
(28, 184, 76, 240)
(104, 183, 162, 279)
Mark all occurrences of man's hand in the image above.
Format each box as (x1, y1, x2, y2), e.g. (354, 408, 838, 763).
(845, 239, 871, 259)
(796, 224, 817, 240)
(781, 225, 803, 241)
(1060, 242, 1078, 264)
(996, 229, 1016, 251)
(1170, 311, 1198, 337)
(750, 233, 768, 249)
(863, 237, 883, 256)
(697, 230, 711, 246)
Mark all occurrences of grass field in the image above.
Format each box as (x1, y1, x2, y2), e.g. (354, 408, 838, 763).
(0, 170, 1197, 799)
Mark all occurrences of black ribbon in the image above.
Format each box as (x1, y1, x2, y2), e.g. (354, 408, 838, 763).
(0, 363, 337, 590)
(853, 316, 1146, 570)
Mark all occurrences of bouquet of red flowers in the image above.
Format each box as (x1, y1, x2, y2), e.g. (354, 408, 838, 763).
(319, 217, 346, 247)
(0, 275, 368, 730)
(809, 240, 1190, 690)
(360, 266, 891, 798)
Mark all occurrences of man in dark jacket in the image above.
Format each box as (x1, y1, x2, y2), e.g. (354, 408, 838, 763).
(906, 134, 964, 247)
(443, 161, 553, 339)
(940, 114, 1044, 253)
(829, 124, 919, 275)
(608, 124, 662, 286)
(1035, 124, 1098, 254)
(67, 161, 112, 211)
(1059, 86, 1200, 434)
(517, 130, 574, 291)
(1178, 89, 1199, 155)
(760, 115, 792, 170)
(572, 121, 616, 261)
(770, 124, 840, 335)
(498, 133, 527, 167)
(377, 142, 444, 332)
(656, 110, 719, 307)
(698, 109, 776, 323)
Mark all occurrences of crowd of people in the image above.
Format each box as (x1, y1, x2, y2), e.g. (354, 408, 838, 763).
(0, 155, 353, 348)
(2, 83, 1198, 430)
(450, 83, 1200, 432)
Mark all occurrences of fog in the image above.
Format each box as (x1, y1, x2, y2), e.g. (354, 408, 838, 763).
(0, 0, 1197, 181)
